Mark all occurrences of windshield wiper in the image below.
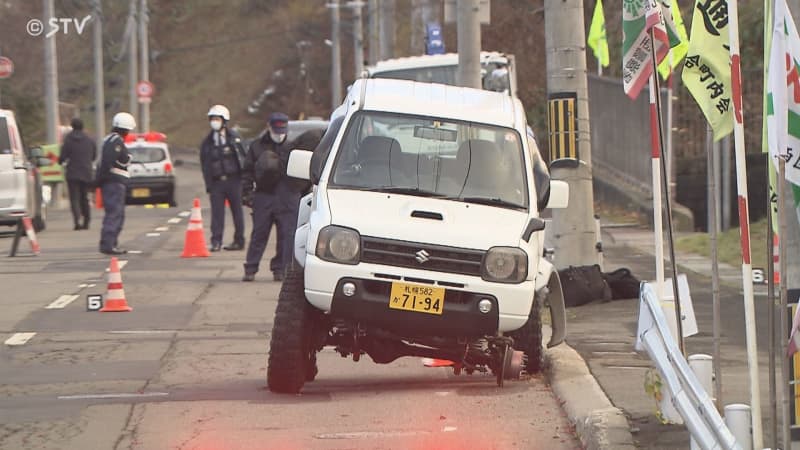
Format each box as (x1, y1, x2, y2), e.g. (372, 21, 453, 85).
(360, 186, 446, 197)
(460, 196, 526, 210)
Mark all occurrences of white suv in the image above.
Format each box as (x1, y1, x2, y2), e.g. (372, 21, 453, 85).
(268, 79, 569, 393)
(0, 109, 47, 231)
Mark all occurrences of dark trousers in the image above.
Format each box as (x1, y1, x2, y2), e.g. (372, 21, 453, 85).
(244, 191, 298, 275)
(66, 179, 91, 227)
(209, 176, 245, 246)
(99, 182, 126, 251)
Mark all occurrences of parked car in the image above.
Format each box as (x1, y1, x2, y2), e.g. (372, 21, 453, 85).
(0, 109, 48, 231)
(266, 78, 570, 394)
(124, 132, 179, 206)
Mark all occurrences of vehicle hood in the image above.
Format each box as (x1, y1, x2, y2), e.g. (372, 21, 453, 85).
(326, 189, 529, 250)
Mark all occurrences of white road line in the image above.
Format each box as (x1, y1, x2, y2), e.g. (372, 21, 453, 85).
(154, 226, 169, 232)
(57, 392, 169, 400)
(167, 218, 182, 224)
(46, 294, 79, 309)
(5, 332, 36, 346)
(145, 233, 160, 237)
(108, 330, 176, 334)
(88, 283, 97, 288)
(127, 250, 143, 254)
(443, 426, 458, 432)
(178, 211, 191, 217)
(314, 431, 427, 439)
(78, 283, 88, 288)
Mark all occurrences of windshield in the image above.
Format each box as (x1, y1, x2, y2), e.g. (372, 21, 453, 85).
(129, 146, 166, 163)
(372, 62, 511, 93)
(330, 111, 528, 210)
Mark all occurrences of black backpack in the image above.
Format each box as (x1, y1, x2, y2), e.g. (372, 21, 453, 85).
(558, 265, 612, 307)
(603, 268, 641, 300)
(255, 146, 283, 190)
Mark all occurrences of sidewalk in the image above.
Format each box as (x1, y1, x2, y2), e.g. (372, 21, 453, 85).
(559, 223, 782, 449)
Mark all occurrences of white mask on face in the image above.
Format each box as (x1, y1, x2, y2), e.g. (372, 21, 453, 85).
(270, 133, 286, 143)
(209, 119, 223, 131)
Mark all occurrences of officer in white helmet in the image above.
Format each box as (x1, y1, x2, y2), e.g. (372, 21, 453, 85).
(95, 112, 136, 255)
(200, 104, 247, 251)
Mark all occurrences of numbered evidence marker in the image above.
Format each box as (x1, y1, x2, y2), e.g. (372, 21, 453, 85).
(87, 294, 104, 311)
(752, 268, 767, 285)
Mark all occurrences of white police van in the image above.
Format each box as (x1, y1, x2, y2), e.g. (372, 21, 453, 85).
(266, 78, 569, 394)
(124, 132, 178, 206)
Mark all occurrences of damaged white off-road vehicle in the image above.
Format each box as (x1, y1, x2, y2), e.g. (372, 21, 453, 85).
(267, 78, 569, 394)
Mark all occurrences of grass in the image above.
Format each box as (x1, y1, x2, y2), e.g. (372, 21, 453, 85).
(675, 217, 769, 269)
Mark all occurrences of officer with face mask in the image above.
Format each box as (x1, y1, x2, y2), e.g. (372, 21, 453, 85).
(200, 104, 246, 252)
(241, 112, 299, 282)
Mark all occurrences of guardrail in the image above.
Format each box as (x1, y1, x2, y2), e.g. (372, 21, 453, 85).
(636, 282, 741, 450)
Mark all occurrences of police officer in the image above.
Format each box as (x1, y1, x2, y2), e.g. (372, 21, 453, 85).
(200, 105, 246, 252)
(96, 112, 135, 255)
(241, 112, 300, 282)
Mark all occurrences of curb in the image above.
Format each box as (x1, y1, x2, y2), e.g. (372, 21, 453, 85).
(545, 331, 637, 450)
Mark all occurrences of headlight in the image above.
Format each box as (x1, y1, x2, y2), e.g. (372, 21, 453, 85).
(316, 225, 360, 264)
(482, 247, 528, 283)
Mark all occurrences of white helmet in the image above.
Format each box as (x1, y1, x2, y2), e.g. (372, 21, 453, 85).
(111, 112, 136, 131)
(207, 104, 230, 121)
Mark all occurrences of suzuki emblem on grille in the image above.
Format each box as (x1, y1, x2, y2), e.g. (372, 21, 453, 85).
(415, 249, 431, 263)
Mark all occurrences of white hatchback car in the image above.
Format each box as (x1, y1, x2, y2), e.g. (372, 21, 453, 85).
(266, 79, 570, 394)
(0, 109, 47, 230)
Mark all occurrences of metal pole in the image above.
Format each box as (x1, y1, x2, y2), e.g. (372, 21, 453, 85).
(456, 0, 481, 89)
(649, 75, 666, 309)
(139, 0, 149, 132)
(779, 158, 791, 449)
(350, 1, 364, 79)
(666, 65, 675, 202)
(767, 176, 778, 450)
(707, 124, 723, 410)
(722, 136, 732, 230)
(128, 0, 138, 120)
(379, 0, 395, 60)
(43, 0, 60, 144)
(727, 1, 763, 445)
(92, 0, 105, 148)
(330, 0, 342, 108)
(367, 0, 379, 65)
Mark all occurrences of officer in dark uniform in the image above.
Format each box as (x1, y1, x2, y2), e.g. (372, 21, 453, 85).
(200, 104, 246, 252)
(241, 112, 301, 282)
(96, 112, 135, 255)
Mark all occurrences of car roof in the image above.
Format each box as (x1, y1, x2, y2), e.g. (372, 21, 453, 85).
(367, 51, 510, 73)
(353, 78, 521, 128)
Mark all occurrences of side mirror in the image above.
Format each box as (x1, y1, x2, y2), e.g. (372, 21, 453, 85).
(547, 180, 569, 209)
(173, 159, 184, 167)
(29, 147, 43, 158)
(287, 149, 313, 180)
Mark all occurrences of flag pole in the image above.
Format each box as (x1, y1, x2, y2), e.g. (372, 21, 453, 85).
(727, 0, 763, 446)
(648, 73, 667, 330)
(648, 28, 684, 354)
(779, 156, 791, 450)
(706, 123, 724, 411)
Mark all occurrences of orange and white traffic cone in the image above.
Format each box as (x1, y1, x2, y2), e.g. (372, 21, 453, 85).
(100, 256, 132, 312)
(181, 198, 210, 258)
(95, 187, 104, 209)
(21, 216, 40, 255)
(773, 233, 780, 285)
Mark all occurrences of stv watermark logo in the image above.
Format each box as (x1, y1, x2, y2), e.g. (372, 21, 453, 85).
(27, 15, 91, 38)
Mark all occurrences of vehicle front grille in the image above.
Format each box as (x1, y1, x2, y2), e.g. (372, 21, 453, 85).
(360, 236, 484, 276)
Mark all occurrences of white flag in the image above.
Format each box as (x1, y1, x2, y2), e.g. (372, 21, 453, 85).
(767, 0, 800, 187)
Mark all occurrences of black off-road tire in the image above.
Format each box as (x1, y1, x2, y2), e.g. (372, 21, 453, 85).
(267, 262, 312, 394)
(508, 296, 543, 374)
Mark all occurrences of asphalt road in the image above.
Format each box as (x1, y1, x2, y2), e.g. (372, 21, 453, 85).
(0, 162, 578, 450)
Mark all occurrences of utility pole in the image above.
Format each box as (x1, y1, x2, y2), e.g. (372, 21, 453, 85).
(127, 0, 138, 121)
(456, 0, 481, 89)
(378, 0, 395, 61)
(349, 1, 364, 79)
(139, 0, 150, 132)
(92, 0, 105, 148)
(367, 0, 380, 65)
(330, 0, 342, 108)
(43, 0, 60, 144)
(545, 0, 600, 268)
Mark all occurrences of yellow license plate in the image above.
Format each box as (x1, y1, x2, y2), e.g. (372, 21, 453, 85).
(131, 188, 150, 198)
(389, 282, 445, 315)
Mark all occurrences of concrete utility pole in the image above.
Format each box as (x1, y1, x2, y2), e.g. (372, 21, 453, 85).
(349, 1, 365, 79)
(378, 0, 395, 60)
(411, 0, 437, 54)
(43, 0, 60, 144)
(127, 0, 138, 121)
(139, 0, 150, 132)
(456, 0, 481, 89)
(545, 0, 600, 268)
(330, 0, 342, 108)
(92, 0, 105, 148)
(367, 0, 380, 65)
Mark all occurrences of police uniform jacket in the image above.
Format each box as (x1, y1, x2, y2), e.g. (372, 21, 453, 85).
(241, 132, 298, 196)
(200, 128, 246, 189)
(95, 132, 131, 186)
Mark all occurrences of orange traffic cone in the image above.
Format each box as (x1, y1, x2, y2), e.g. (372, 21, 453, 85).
(21, 216, 40, 255)
(181, 198, 210, 258)
(100, 257, 132, 312)
(95, 187, 104, 209)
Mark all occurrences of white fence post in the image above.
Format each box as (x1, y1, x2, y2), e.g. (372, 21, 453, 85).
(724, 404, 753, 450)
